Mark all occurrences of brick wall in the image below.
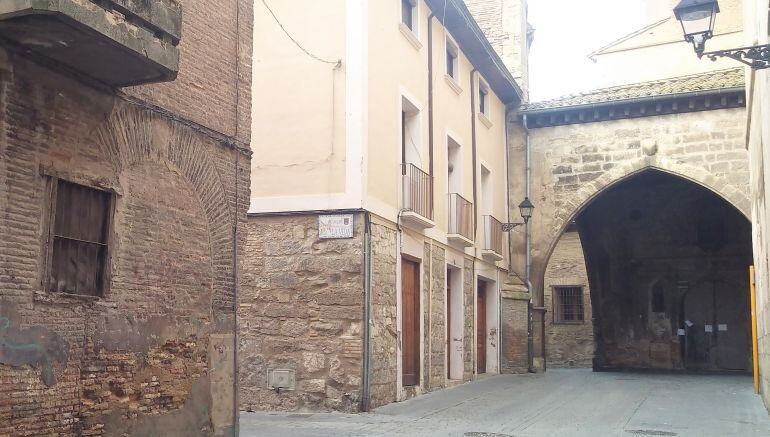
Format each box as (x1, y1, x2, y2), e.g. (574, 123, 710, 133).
(0, 45, 250, 436)
(238, 213, 364, 413)
(127, 0, 253, 145)
(543, 231, 594, 368)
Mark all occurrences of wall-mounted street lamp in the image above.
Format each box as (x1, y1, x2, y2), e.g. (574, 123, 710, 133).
(502, 197, 534, 231)
(674, 0, 770, 69)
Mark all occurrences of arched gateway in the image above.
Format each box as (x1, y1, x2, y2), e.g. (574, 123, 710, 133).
(507, 68, 752, 371)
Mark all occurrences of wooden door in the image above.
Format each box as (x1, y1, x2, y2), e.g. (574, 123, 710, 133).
(402, 258, 420, 386)
(477, 280, 487, 374)
(446, 269, 452, 376)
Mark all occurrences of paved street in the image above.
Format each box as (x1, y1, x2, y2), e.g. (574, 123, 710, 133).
(240, 369, 770, 437)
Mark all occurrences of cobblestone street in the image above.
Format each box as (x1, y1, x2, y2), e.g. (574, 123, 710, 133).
(240, 369, 770, 437)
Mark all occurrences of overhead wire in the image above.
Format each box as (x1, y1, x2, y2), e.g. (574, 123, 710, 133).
(261, 0, 341, 66)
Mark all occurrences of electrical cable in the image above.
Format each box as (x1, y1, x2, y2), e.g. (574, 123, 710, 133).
(261, 0, 341, 66)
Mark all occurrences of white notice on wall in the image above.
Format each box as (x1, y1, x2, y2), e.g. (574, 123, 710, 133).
(705, 324, 713, 333)
(718, 324, 728, 331)
(318, 214, 354, 239)
(677, 329, 686, 336)
(685, 320, 694, 327)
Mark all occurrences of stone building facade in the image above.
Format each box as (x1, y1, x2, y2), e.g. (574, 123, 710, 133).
(543, 230, 593, 368)
(241, 0, 530, 413)
(512, 68, 751, 371)
(0, 1, 252, 436)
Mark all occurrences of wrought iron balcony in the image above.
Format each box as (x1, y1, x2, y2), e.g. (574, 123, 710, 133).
(447, 193, 473, 247)
(482, 215, 503, 261)
(401, 163, 434, 229)
(0, 0, 181, 87)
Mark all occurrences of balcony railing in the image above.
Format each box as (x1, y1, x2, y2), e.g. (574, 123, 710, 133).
(483, 215, 503, 256)
(402, 163, 433, 221)
(448, 193, 473, 242)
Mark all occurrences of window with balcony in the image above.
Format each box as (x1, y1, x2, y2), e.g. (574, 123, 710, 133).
(447, 137, 471, 245)
(401, 97, 433, 227)
(480, 166, 501, 259)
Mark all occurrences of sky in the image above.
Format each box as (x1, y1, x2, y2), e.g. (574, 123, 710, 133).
(528, 0, 650, 101)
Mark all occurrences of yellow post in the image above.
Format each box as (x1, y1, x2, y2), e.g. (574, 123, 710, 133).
(750, 265, 759, 395)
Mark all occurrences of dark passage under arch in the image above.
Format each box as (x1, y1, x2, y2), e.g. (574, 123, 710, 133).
(571, 170, 753, 372)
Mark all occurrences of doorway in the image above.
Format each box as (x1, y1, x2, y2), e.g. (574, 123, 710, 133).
(447, 266, 463, 380)
(477, 279, 487, 374)
(402, 258, 421, 386)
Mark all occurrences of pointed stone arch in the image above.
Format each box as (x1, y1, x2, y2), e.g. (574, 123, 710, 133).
(92, 103, 235, 309)
(538, 157, 751, 283)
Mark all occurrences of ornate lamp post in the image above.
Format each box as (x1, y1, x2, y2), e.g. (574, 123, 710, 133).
(674, 0, 770, 69)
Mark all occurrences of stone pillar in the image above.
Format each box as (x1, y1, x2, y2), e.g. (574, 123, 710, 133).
(500, 275, 531, 373)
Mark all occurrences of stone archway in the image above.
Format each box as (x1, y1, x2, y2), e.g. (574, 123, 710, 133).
(538, 158, 751, 284)
(537, 168, 753, 372)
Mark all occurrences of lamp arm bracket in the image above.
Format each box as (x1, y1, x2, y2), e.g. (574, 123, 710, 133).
(502, 222, 525, 232)
(701, 44, 770, 70)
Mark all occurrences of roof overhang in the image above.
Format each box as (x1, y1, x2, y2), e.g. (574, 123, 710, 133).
(521, 86, 745, 128)
(425, 0, 523, 105)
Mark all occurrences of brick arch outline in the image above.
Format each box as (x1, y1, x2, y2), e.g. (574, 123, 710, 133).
(535, 155, 751, 306)
(92, 104, 234, 309)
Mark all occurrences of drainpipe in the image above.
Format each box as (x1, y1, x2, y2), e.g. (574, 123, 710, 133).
(522, 114, 534, 373)
(361, 212, 372, 411)
(470, 69, 479, 239)
(428, 13, 436, 216)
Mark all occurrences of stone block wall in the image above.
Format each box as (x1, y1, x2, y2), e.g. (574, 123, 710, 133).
(464, 0, 530, 95)
(368, 222, 399, 409)
(508, 107, 751, 369)
(463, 259, 475, 379)
(499, 295, 530, 374)
(429, 245, 447, 390)
(543, 231, 594, 368)
(238, 213, 364, 413)
(0, 49, 249, 437)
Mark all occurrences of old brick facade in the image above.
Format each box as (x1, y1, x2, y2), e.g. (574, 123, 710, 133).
(0, 0, 253, 435)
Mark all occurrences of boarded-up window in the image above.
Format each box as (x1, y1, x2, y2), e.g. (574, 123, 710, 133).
(554, 286, 584, 323)
(48, 180, 112, 297)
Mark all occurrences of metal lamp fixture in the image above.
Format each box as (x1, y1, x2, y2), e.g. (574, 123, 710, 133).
(503, 197, 535, 231)
(674, 0, 770, 69)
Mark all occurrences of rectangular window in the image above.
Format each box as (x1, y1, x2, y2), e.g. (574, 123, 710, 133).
(554, 286, 585, 323)
(402, 0, 415, 31)
(479, 81, 489, 115)
(446, 38, 459, 80)
(47, 179, 112, 297)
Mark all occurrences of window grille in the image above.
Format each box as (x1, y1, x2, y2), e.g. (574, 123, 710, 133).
(554, 286, 584, 323)
(47, 179, 112, 297)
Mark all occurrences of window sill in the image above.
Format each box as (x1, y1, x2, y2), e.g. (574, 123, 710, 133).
(444, 74, 462, 95)
(34, 290, 114, 306)
(478, 112, 493, 129)
(552, 321, 586, 325)
(399, 22, 422, 50)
